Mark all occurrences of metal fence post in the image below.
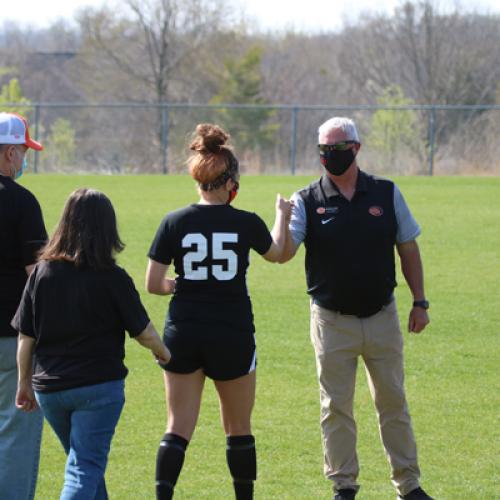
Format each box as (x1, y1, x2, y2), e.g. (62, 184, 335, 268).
(33, 104, 40, 174)
(10, 102, 499, 175)
(161, 105, 169, 174)
(428, 107, 436, 176)
(290, 107, 298, 175)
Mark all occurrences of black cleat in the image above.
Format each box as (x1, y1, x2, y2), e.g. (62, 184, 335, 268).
(334, 489, 357, 500)
(398, 486, 434, 499)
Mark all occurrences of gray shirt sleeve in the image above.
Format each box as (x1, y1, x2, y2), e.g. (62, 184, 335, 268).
(289, 192, 307, 246)
(394, 184, 421, 243)
(289, 184, 419, 245)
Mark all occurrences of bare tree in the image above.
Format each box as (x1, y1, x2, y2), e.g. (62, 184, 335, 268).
(391, 2, 499, 104)
(336, 1, 500, 106)
(76, 0, 240, 170)
(332, 0, 500, 162)
(78, 0, 236, 103)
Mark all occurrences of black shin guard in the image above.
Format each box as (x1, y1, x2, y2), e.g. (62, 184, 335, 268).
(226, 435, 256, 500)
(156, 433, 189, 500)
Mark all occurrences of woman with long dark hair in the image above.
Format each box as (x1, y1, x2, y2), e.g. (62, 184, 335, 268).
(146, 124, 292, 500)
(13, 188, 170, 499)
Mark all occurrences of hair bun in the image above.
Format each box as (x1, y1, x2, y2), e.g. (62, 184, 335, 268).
(190, 123, 230, 154)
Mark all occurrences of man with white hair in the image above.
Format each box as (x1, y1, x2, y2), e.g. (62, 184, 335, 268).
(0, 112, 47, 499)
(281, 117, 433, 500)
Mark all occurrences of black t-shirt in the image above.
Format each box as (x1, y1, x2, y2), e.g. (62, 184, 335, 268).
(11, 260, 150, 393)
(0, 175, 47, 337)
(148, 204, 273, 302)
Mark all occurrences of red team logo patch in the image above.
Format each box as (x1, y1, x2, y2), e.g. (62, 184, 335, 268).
(316, 207, 326, 214)
(368, 206, 383, 216)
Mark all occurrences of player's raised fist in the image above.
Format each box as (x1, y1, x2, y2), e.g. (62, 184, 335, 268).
(276, 194, 293, 220)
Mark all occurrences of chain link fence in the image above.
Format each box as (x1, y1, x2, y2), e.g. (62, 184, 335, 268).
(2, 103, 499, 175)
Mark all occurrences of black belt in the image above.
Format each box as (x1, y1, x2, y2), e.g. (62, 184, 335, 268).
(313, 296, 394, 318)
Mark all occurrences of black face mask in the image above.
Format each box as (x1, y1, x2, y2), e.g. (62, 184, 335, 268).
(320, 149, 355, 176)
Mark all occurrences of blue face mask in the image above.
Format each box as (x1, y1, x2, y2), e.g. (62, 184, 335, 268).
(15, 157, 28, 180)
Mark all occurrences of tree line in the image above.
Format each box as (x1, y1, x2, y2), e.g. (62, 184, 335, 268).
(0, 0, 499, 174)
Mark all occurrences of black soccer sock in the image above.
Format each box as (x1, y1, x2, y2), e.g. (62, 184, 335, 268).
(226, 434, 257, 500)
(155, 433, 189, 500)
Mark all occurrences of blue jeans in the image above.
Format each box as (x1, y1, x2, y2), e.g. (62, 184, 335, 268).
(35, 379, 125, 500)
(0, 337, 43, 500)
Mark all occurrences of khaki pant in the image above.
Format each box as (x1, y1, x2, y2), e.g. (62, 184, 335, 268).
(310, 300, 420, 496)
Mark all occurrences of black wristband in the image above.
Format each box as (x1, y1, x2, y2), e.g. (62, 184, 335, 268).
(413, 299, 429, 310)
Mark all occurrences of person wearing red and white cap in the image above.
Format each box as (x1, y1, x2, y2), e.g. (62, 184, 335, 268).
(0, 112, 47, 500)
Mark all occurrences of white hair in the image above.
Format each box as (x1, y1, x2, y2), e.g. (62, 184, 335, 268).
(318, 117, 360, 142)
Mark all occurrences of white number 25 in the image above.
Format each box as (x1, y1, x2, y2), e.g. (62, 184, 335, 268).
(182, 233, 238, 281)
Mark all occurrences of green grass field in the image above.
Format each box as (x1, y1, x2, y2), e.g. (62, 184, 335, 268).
(20, 174, 499, 499)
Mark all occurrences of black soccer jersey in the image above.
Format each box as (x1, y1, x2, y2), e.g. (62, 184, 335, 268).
(148, 204, 273, 301)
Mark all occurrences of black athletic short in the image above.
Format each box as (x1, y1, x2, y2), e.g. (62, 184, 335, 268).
(161, 297, 257, 381)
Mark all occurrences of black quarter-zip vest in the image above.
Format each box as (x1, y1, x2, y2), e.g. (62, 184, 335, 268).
(299, 171, 397, 317)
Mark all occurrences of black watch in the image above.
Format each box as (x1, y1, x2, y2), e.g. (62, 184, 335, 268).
(413, 299, 429, 310)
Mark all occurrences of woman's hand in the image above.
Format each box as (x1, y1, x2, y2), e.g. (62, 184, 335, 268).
(16, 334, 37, 412)
(146, 260, 177, 295)
(16, 381, 38, 412)
(135, 322, 171, 365)
(164, 278, 176, 295)
(263, 195, 295, 263)
(154, 345, 172, 365)
(275, 194, 293, 223)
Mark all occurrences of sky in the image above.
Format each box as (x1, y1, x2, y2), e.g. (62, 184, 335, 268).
(2, 0, 500, 32)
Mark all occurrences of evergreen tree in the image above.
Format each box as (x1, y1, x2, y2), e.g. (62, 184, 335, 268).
(211, 47, 278, 154)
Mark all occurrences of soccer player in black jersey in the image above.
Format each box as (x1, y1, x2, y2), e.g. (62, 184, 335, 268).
(146, 124, 292, 500)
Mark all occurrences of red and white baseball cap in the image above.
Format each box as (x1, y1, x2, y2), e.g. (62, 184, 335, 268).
(0, 112, 43, 151)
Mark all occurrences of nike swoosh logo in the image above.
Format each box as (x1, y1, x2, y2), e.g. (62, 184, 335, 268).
(321, 217, 335, 224)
